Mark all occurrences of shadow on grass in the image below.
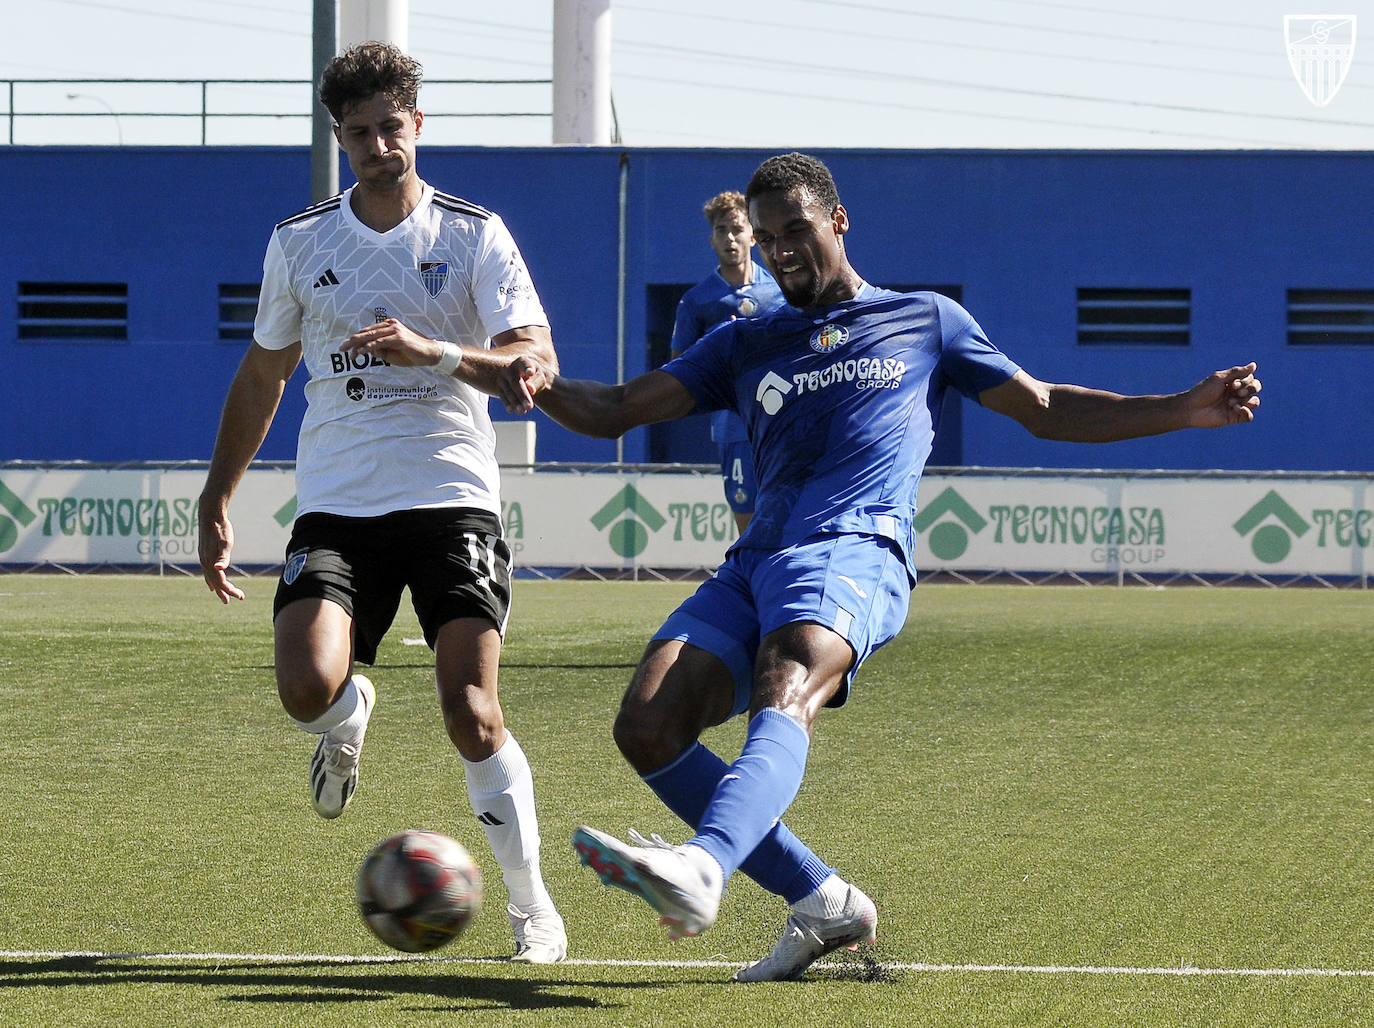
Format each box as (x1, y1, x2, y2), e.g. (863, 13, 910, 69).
(0, 955, 689, 1013)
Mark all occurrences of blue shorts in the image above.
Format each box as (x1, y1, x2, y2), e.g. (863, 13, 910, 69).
(719, 440, 756, 514)
(652, 532, 912, 717)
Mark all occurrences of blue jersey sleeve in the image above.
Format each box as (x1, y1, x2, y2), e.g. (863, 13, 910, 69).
(933, 294, 1021, 400)
(668, 294, 701, 357)
(661, 319, 740, 415)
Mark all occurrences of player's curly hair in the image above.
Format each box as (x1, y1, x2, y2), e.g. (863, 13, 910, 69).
(702, 190, 747, 224)
(746, 153, 841, 212)
(318, 41, 423, 123)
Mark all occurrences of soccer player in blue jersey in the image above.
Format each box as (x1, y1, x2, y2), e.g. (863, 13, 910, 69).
(669, 191, 786, 533)
(354, 152, 1261, 981)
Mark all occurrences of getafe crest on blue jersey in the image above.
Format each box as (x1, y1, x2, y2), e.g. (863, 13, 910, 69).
(662, 286, 1021, 575)
(809, 323, 849, 354)
(419, 261, 449, 297)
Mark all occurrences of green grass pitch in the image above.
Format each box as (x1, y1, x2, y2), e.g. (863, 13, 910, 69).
(0, 576, 1371, 1026)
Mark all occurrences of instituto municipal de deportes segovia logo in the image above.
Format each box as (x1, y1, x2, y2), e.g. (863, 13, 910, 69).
(1284, 14, 1357, 107)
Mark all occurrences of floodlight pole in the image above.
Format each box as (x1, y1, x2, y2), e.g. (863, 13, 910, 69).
(311, 0, 339, 203)
(552, 0, 612, 145)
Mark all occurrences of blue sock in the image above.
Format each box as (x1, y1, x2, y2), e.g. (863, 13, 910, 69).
(643, 741, 833, 903)
(689, 708, 814, 884)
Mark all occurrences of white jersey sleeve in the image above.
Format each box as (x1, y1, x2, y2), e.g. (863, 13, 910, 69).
(253, 230, 303, 350)
(471, 213, 548, 339)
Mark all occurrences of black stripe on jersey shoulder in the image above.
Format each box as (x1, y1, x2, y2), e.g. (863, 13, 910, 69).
(275, 194, 344, 230)
(432, 191, 492, 220)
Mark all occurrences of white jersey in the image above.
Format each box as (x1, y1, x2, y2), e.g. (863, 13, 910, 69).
(253, 181, 548, 519)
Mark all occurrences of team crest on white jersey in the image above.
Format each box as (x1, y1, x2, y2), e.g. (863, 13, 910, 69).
(810, 323, 849, 354)
(419, 261, 449, 297)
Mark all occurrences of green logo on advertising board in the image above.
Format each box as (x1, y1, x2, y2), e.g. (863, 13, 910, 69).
(274, 496, 297, 527)
(591, 484, 666, 558)
(1233, 490, 1310, 564)
(914, 487, 987, 560)
(0, 479, 37, 554)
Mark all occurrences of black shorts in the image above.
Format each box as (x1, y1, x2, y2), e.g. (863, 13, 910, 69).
(273, 508, 512, 665)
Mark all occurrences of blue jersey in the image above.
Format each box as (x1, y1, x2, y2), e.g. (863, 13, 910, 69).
(663, 287, 1020, 576)
(670, 266, 786, 446)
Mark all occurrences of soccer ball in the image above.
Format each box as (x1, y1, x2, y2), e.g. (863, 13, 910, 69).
(355, 830, 482, 952)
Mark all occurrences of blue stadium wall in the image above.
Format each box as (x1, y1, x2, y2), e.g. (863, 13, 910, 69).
(2, 146, 1371, 472)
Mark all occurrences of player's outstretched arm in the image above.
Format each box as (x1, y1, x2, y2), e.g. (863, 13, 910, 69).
(979, 363, 1261, 443)
(500, 356, 697, 438)
(337, 320, 558, 414)
(1178, 362, 1263, 429)
(198, 341, 301, 603)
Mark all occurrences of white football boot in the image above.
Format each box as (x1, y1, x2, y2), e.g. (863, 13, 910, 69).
(733, 880, 877, 982)
(309, 674, 375, 819)
(572, 826, 723, 940)
(508, 902, 568, 963)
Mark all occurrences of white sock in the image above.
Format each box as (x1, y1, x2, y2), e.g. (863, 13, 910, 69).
(463, 733, 552, 911)
(792, 872, 850, 919)
(292, 674, 366, 740)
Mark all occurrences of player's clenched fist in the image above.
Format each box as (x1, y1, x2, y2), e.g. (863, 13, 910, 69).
(499, 354, 555, 414)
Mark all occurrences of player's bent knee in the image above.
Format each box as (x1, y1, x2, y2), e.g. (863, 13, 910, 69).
(438, 685, 505, 757)
(612, 705, 683, 772)
(275, 664, 349, 722)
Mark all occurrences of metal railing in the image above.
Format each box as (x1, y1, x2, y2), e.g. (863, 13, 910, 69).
(3, 78, 552, 146)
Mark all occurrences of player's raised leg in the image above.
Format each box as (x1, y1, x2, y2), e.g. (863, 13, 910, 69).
(573, 699, 820, 941)
(274, 594, 376, 819)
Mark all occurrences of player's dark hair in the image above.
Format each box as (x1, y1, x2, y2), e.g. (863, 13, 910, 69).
(746, 153, 841, 212)
(703, 190, 747, 224)
(319, 41, 423, 123)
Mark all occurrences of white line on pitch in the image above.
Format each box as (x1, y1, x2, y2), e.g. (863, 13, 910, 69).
(3, 951, 1374, 978)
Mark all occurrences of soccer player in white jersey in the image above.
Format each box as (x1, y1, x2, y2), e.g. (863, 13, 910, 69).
(197, 42, 566, 963)
(352, 152, 1262, 981)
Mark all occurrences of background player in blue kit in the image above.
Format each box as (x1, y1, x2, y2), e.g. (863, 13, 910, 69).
(669, 191, 786, 533)
(356, 152, 1262, 981)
